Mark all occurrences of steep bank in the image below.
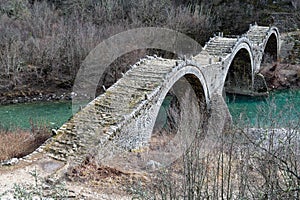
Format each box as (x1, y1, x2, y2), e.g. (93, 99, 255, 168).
(261, 63, 300, 90)
(0, 86, 72, 105)
(260, 31, 300, 90)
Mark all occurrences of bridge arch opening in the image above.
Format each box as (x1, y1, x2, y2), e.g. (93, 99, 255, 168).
(262, 33, 278, 64)
(150, 73, 207, 158)
(225, 48, 253, 95)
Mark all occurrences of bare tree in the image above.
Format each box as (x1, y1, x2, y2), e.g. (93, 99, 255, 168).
(291, 0, 300, 10)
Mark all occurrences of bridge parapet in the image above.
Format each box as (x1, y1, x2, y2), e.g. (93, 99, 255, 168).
(246, 24, 280, 71)
(204, 36, 238, 58)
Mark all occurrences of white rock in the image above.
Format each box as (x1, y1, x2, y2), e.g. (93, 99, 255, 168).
(146, 160, 162, 170)
(2, 158, 19, 166)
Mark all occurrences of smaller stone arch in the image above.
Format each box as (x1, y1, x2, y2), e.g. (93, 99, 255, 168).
(115, 64, 210, 151)
(222, 38, 255, 95)
(149, 68, 210, 165)
(259, 27, 281, 70)
(156, 65, 210, 111)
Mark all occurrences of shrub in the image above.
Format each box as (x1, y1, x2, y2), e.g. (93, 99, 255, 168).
(0, 122, 51, 161)
(0, 0, 214, 92)
(129, 97, 300, 199)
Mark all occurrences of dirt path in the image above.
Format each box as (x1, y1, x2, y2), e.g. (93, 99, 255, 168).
(0, 154, 134, 199)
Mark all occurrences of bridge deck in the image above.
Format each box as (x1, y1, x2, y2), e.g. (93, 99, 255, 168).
(47, 57, 181, 163)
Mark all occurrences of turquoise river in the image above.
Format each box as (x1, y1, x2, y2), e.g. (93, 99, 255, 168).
(0, 90, 299, 130)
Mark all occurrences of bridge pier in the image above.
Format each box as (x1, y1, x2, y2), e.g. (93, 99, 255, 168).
(253, 73, 269, 95)
(207, 93, 232, 135)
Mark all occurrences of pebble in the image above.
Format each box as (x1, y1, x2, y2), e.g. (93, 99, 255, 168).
(145, 160, 162, 170)
(1, 158, 19, 166)
(0, 93, 73, 105)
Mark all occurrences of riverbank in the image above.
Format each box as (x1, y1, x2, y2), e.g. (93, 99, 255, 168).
(1, 60, 300, 105)
(1, 126, 299, 199)
(0, 64, 299, 106)
(0, 88, 72, 105)
(261, 63, 300, 90)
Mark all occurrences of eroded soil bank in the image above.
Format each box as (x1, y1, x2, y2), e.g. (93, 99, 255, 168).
(261, 63, 300, 90)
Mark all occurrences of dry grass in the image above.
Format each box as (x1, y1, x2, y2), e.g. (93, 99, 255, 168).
(66, 156, 150, 197)
(109, 91, 300, 199)
(127, 127, 300, 199)
(0, 0, 213, 94)
(67, 156, 128, 182)
(0, 125, 51, 161)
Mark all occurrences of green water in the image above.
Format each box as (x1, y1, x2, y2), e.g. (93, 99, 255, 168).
(227, 90, 300, 127)
(0, 90, 299, 130)
(0, 101, 72, 130)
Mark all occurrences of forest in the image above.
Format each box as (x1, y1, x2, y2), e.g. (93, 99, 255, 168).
(0, 0, 299, 104)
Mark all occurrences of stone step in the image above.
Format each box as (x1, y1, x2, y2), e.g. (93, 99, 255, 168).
(132, 67, 171, 75)
(116, 82, 157, 91)
(126, 71, 165, 80)
(137, 63, 173, 71)
(205, 50, 231, 57)
(206, 43, 232, 48)
(109, 83, 143, 94)
(207, 41, 233, 45)
(206, 47, 232, 52)
(123, 81, 161, 90)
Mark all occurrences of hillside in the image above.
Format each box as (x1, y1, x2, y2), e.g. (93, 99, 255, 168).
(0, 0, 300, 104)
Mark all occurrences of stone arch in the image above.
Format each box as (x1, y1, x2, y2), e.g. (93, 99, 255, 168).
(156, 65, 209, 110)
(116, 64, 210, 151)
(148, 64, 210, 143)
(222, 38, 254, 95)
(261, 27, 280, 65)
(147, 66, 209, 165)
(152, 71, 208, 131)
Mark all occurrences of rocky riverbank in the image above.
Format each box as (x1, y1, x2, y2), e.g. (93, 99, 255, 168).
(0, 89, 73, 105)
(261, 30, 300, 91)
(261, 63, 300, 90)
(1, 63, 299, 106)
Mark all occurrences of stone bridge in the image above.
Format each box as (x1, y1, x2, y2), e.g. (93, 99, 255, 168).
(33, 24, 280, 167)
